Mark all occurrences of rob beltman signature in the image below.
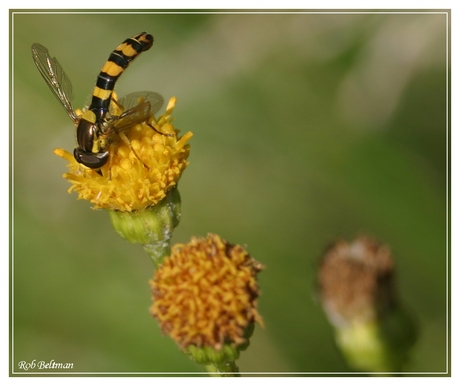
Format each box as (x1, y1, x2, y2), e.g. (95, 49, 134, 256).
(18, 359, 74, 371)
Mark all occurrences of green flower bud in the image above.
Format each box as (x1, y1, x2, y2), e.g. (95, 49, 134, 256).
(108, 187, 181, 265)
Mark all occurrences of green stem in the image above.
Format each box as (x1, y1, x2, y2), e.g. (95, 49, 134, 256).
(143, 241, 171, 268)
(204, 362, 240, 377)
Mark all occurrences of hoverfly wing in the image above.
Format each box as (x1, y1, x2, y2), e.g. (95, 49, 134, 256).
(31, 43, 78, 124)
(112, 91, 164, 132)
(112, 101, 152, 132)
(117, 91, 164, 115)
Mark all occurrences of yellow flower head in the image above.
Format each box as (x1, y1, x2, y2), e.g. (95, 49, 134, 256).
(150, 234, 264, 351)
(54, 97, 192, 212)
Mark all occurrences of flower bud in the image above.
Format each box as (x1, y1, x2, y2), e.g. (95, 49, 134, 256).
(317, 236, 418, 373)
(108, 187, 181, 263)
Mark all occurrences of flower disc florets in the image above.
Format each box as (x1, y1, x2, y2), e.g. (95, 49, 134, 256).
(150, 234, 264, 351)
(54, 97, 192, 212)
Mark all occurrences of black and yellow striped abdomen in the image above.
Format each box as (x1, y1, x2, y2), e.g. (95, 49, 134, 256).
(89, 32, 153, 121)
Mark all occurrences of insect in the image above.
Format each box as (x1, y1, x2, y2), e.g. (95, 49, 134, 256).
(31, 32, 164, 169)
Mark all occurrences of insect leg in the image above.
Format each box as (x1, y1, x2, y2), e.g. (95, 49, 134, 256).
(146, 120, 175, 137)
(117, 131, 150, 170)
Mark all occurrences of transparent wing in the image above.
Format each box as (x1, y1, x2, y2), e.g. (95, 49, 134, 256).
(112, 91, 164, 132)
(117, 91, 163, 115)
(111, 101, 153, 132)
(31, 43, 78, 123)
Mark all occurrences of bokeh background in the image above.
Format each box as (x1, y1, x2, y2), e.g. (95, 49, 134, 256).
(11, 11, 448, 374)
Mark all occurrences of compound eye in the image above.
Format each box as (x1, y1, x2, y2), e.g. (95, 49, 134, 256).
(76, 118, 98, 153)
(74, 148, 109, 169)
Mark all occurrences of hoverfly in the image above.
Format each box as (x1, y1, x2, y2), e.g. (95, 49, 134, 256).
(31, 32, 163, 169)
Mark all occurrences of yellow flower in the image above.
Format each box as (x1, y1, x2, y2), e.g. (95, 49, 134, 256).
(54, 97, 192, 212)
(150, 234, 264, 352)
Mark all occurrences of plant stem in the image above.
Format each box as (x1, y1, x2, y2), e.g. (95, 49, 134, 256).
(204, 361, 240, 377)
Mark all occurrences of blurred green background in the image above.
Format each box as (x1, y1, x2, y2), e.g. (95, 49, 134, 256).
(11, 11, 448, 374)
